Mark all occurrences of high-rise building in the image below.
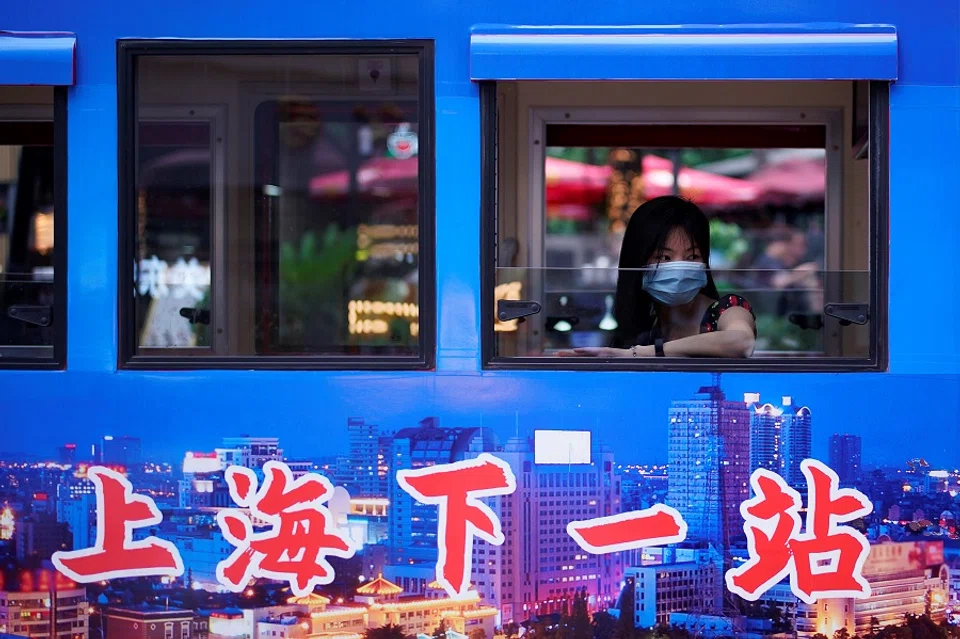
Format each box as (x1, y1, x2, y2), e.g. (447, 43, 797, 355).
(99, 435, 142, 467)
(0, 566, 88, 639)
(218, 436, 283, 469)
(747, 395, 812, 488)
(780, 397, 812, 487)
(56, 490, 96, 550)
(15, 516, 72, 561)
(829, 434, 863, 485)
(340, 418, 392, 497)
(470, 435, 623, 623)
(667, 379, 750, 551)
(387, 417, 498, 566)
(58, 443, 77, 465)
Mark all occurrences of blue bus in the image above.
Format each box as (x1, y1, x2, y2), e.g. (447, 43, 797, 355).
(0, 1, 958, 637)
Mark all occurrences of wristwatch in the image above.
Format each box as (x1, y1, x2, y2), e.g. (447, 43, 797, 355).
(654, 338, 665, 357)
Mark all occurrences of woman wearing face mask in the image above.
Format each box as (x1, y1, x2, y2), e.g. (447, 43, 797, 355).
(558, 195, 756, 358)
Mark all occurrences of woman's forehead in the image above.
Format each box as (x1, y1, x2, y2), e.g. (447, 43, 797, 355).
(661, 228, 698, 251)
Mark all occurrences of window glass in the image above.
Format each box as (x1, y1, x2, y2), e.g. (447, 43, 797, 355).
(127, 51, 426, 363)
(0, 87, 60, 363)
(490, 81, 878, 366)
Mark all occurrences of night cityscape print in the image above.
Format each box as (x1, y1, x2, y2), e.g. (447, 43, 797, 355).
(0, 375, 958, 639)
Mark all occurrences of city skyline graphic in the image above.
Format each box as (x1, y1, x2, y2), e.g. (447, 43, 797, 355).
(1, 374, 958, 638)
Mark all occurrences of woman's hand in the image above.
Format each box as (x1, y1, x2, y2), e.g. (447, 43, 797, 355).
(555, 346, 653, 357)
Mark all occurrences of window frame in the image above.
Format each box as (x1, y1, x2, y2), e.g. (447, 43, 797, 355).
(0, 88, 67, 369)
(479, 81, 889, 372)
(117, 39, 436, 370)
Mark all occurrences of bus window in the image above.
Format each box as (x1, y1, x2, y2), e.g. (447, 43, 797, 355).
(485, 81, 885, 370)
(119, 44, 434, 369)
(0, 87, 63, 366)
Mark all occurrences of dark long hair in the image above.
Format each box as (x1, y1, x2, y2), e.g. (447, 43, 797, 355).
(610, 196, 719, 347)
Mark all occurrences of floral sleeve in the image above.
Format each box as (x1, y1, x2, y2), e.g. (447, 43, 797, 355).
(701, 294, 757, 336)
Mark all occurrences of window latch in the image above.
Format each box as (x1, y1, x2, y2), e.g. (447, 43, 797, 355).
(824, 303, 869, 326)
(7, 305, 53, 327)
(497, 300, 542, 322)
(179, 308, 211, 325)
(788, 313, 824, 331)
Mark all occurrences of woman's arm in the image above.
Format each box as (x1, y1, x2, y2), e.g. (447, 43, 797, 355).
(556, 306, 756, 358)
(657, 306, 756, 358)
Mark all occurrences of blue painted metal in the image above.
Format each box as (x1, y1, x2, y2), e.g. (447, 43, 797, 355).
(0, 0, 955, 458)
(0, 31, 76, 85)
(470, 25, 898, 81)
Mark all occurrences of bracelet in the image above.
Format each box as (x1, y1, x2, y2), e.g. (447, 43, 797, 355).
(631, 345, 638, 358)
(655, 338, 665, 357)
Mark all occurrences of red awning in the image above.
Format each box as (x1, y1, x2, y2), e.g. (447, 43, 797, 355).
(750, 157, 826, 205)
(640, 155, 761, 208)
(309, 154, 762, 210)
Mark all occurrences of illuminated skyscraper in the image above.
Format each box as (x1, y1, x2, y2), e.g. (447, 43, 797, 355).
(98, 435, 142, 466)
(829, 433, 863, 485)
(387, 417, 498, 566)
(747, 395, 811, 488)
(470, 435, 623, 623)
(341, 418, 392, 498)
(667, 378, 750, 551)
(57, 443, 76, 465)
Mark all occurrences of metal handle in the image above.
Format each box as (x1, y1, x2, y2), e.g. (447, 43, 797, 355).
(7, 305, 52, 327)
(497, 300, 542, 322)
(824, 303, 869, 326)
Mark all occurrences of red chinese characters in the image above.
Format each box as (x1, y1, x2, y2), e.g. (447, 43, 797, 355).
(216, 461, 356, 597)
(567, 504, 687, 554)
(52, 467, 184, 582)
(396, 453, 516, 598)
(725, 459, 873, 604)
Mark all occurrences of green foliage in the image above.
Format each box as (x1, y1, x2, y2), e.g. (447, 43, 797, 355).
(708, 219, 749, 266)
(570, 590, 592, 639)
(754, 313, 821, 352)
(591, 612, 617, 639)
(277, 226, 359, 346)
(678, 148, 751, 168)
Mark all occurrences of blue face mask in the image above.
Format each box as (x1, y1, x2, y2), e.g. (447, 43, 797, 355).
(642, 261, 707, 306)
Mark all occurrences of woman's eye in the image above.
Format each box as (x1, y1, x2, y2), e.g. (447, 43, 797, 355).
(657, 255, 670, 262)
(688, 254, 700, 261)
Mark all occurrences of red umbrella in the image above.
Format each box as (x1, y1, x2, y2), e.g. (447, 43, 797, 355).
(309, 156, 613, 204)
(750, 157, 826, 205)
(640, 155, 761, 208)
(310, 156, 419, 198)
(544, 156, 611, 205)
(309, 153, 761, 209)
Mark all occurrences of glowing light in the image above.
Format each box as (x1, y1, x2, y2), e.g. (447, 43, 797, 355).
(348, 299, 419, 336)
(0, 504, 14, 541)
(598, 295, 618, 331)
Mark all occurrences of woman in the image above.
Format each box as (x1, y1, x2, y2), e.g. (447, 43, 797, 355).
(558, 196, 756, 358)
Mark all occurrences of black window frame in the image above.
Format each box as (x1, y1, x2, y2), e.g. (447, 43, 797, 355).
(479, 81, 889, 373)
(0, 86, 68, 370)
(117, 39, 436, 371)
